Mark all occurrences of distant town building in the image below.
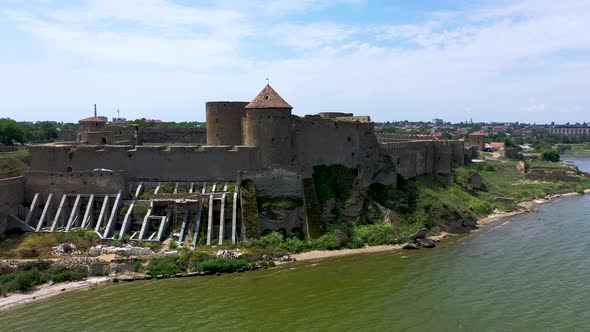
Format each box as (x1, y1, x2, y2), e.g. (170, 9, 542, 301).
(432, 118, 444, 125)
(549, 126, 590, 136)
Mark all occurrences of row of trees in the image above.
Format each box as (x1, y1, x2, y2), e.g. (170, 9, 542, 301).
(0, 118, 65, 145)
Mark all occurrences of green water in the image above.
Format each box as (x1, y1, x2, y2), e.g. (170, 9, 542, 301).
(2, 159, 590, 331)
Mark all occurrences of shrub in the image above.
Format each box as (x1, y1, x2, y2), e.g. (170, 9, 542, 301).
(346, 236, 365, 249)
(280, 237, 310, 253)
(48, 266, 88, 283)
(260, 232, 284, 246)
(195, 258, 246, 273)
(313, 234, 341, 250)
(14, 268, 41, 291)
(353, 223, 398, 246)
(147, 256, 185, 277)
(542, 150, 560, 162)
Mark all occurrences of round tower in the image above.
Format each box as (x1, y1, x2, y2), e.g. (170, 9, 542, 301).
(206, 101, 248, 145)
(242, 84, 293, 166)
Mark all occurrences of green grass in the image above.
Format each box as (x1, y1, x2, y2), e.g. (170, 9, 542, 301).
(0, 149, 29, 177)
(0, 230, 100, 259)
(0, 260, 89, 295)
(454, 160, 590, 204)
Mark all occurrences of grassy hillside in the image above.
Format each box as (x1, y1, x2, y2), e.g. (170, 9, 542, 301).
(0, 149, 29, 178)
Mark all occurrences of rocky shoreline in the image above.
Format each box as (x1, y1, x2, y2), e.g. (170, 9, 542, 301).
(1, 189, 588, 312)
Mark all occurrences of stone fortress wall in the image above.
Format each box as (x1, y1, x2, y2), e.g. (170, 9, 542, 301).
(378, 139, 465, 178)
(23, 170, 126, 202)
(29, 144, 262, 183)
(4, 84, 473, 237)
(0, 176, 24, 234)
(139, 127, 207, 144)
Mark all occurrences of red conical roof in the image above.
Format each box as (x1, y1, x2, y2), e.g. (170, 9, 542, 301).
(245, 84, 292, 109)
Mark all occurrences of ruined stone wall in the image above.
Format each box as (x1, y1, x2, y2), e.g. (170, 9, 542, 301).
(23, 170, 126, 202)
(239, 168, 303, 197)
(468, 135, 485, 151)
(206, 102, 248, 145)
(29, 145, 261, 182)
(0, 176, 24, 234)
(139, 128, 207, 144)
(318, 112, 353, 119)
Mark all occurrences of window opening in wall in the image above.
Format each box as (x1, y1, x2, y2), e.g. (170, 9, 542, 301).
(101, 137, 107, 144)
(66, 167, 72, 172)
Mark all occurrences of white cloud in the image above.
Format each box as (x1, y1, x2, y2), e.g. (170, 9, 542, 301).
(1, 0, 590, 123)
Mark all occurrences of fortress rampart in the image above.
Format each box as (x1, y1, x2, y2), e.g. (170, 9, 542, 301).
(23, 170, 126, 202)
(29, 145, 262, 182)
(0, 176, 24, 233)
(139, 128, 206, 144)
(292, 117, 381, 174)
(380, 139, 464, 178)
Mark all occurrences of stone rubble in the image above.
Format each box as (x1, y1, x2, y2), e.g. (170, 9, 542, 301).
(88, 244, 154, 257)
(52, 243, 81, 256)
(214, 249, 243, 259)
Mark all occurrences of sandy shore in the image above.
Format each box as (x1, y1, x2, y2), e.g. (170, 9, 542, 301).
(0, 276, 111, 312)
(291, 232, 449, 262)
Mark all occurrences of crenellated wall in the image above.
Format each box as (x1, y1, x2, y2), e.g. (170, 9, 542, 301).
(377, 133, 434, 142)
(29, 144, 261, 182)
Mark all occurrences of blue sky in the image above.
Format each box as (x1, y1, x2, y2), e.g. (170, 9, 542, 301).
(1, 0, 589, 124)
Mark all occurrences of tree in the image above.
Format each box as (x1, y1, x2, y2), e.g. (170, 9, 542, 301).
(542, 150, 560, 162)
(0, 118, 26, 145)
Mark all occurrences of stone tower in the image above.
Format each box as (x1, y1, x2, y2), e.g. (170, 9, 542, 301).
(206, 101, 248, 145)
(242, 84, 293, 166)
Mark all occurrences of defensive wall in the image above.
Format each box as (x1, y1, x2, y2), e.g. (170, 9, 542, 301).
(376, 133, 435, 142)
(0, 176, 24, 234)
(380, 140, 464, 179)
(291, 117, 384, 178)
(23, 170, 126, 202)
(29, 144, 261, 182)
(139, 128, 206, 144)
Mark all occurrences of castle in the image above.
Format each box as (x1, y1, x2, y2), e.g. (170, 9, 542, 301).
(0, 84, 472, 245)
